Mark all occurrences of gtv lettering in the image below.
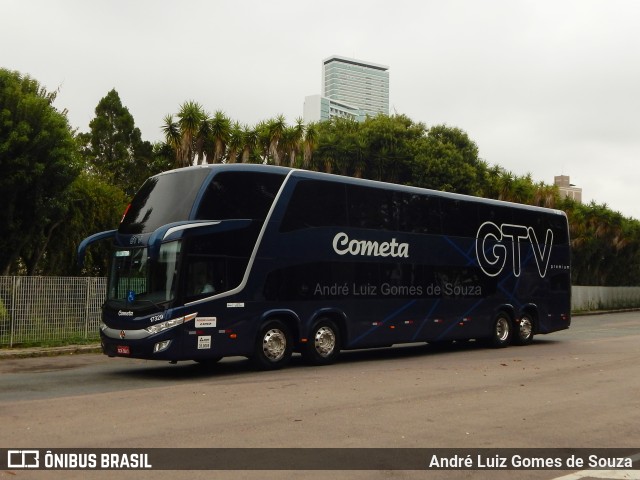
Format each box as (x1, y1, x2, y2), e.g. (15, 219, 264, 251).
(476, 222, 553, 278)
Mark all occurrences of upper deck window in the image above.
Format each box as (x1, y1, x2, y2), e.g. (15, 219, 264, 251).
(196, 171, 286, 221)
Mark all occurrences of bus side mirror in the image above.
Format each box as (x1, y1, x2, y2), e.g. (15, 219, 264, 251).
(77, 230, 117, 268)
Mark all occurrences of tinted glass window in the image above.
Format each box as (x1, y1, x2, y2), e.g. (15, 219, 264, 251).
(120, 168, 210, 234)
(477, 203, 514, 227)
(550, 215, 569, 246)
(347, 185, 397, 230)
(183, 222, 261, 301)
(280, 180, 348, 232)
(440, 198, 477, 237)
(514, 209, 569, 246)
(397, 193, 442, 234)
(196, 171, 286, 221)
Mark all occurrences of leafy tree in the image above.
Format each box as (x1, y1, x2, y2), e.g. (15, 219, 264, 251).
(155, 103, 640, 288)
(412, 125, 486, 195)
(84, 89, 153, 196)
(42, 171, 128, 275)
(313, 115, 425, 181)
(0, 68, 79, 275)
(359, 114, 425, 183)
(148, 142, 174, 178)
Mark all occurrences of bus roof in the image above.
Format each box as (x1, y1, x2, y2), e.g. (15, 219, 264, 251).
(156, 164, 565, 217)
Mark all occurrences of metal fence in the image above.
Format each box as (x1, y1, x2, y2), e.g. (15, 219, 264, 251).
(0, 276, 106, 347)
(3, 276, 640, 347)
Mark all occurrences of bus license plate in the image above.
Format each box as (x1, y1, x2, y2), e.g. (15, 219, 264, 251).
(117, 346, 130, 355)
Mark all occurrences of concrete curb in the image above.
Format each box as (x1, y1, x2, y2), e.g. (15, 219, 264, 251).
(0, 344, 102, 359)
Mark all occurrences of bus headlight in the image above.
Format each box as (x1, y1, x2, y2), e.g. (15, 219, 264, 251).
(153, 340, 172, 353)
(144, 313, 198, 335)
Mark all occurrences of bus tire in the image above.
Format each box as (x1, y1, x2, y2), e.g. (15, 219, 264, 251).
(303, 319, 340, 366)
(489, 312, 512, 348)
(513, 313, 535, 346)
(251, 320, 293, 370)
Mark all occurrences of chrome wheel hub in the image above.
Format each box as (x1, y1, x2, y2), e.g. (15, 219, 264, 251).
(314, 326, 336, 357)
(262, 329, 286, 361)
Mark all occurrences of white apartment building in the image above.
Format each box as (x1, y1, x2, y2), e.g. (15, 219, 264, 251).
(554, 175, 583, 202)
(304, 55, 389, 123)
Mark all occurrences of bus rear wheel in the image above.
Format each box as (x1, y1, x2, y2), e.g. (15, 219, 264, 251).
(489, 313, 512, 348)
(514, 314, 535, 346)
(251, 320, 293, 370)
(302, 319, 340, 366)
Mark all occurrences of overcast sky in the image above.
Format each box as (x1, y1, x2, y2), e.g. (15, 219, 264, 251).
(3, 0, 640, 218)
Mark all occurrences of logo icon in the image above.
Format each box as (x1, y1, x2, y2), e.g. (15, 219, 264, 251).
(7, 450, 39, 468)
(476, 222, 553, 278)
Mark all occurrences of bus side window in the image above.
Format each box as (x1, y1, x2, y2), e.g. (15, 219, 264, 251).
(347, 185, 396, 230)
(185, 260, 217, 299)
(280, 180, 348, 232)
(398, 193, 442, 234)
(441, 199, 477, 237)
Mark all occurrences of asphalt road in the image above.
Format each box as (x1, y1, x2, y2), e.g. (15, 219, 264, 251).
(1, 312, 639, 480)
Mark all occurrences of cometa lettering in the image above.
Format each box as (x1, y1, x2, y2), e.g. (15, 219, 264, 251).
(332, 232, 409, 258)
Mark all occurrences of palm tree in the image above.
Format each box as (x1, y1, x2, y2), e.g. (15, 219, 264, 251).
(497, 171, 514, 202)
(194, 114, 211, 164)
(161, 114, 182, 168)
(280, 120, 306, 168)
(266, 114, 286, 165)
(302, 122, 319, 169)
(280, 127, 297, 167)
(176, 100, 205, 166)
(241, 125, 258, 163)
(351, 136, 369, 178)
(533, 182, 558, 208)
(209, 111, 230, 163)
(226, 122, 243, 164)
(287, 118, 306, 167)
(255, 121, 271, 163)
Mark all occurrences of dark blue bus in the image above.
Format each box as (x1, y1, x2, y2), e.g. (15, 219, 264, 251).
(78, 164, 571, 369)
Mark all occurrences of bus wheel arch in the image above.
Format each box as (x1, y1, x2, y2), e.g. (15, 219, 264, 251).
(302, 315, 343, 366)
(514, 308, 537, 346)
(251, 318, 294, 370)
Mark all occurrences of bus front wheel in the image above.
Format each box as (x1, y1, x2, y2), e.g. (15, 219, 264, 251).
(251, 320, 293, 370)
(490, 313, 512, 348)
(302, 319, 340, 366)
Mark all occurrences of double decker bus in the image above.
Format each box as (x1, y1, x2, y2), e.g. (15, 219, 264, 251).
(78, 164, 571, 369)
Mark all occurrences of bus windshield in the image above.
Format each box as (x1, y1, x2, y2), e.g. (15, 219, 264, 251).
(107, 241, 181, 309)
(120, 168, 211, 235)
